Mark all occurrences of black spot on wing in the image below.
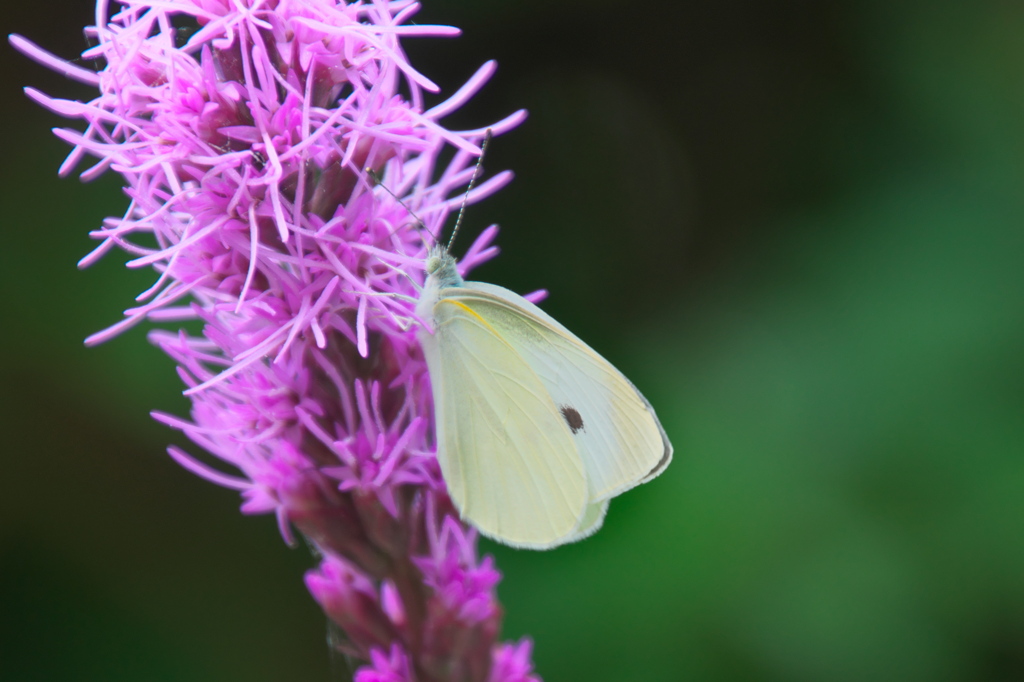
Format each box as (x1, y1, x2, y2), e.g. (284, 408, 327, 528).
(560, 405, 584, 434)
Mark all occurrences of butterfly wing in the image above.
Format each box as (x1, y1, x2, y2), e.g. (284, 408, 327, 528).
(565, 499, 610, 543)
(421, 294, 589, 549)
(451, 282, 673, 503)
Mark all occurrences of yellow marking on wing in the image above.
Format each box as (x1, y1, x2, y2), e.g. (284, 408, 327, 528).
(438, 298, 499, 333)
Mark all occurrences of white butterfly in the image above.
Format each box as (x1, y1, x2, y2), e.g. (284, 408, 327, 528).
(416, 244, 673, 549)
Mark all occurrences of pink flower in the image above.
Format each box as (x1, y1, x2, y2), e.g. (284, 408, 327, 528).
(11, 0, 535, 678)
(489, 640, 542, 682)
(355, 644, 414, 682)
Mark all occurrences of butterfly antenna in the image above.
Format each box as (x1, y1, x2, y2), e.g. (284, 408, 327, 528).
(365, 167, 432, 242)
(446, 128, 492, 253)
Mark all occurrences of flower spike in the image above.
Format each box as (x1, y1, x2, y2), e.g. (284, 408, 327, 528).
(12, 1, 540, 679)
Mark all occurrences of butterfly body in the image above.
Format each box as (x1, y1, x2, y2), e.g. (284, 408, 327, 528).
(417, 245, 672, 549)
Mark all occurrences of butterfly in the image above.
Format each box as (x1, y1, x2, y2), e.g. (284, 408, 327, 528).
(415, 242, 672, 549)
(367, 130, 672, 549)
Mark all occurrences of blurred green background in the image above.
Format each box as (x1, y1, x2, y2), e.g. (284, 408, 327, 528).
(3, 1, 1024, 680)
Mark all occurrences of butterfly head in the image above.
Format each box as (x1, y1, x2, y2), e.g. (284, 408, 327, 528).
(424, 244, 463, 289)
(416, 244, 463, 324)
